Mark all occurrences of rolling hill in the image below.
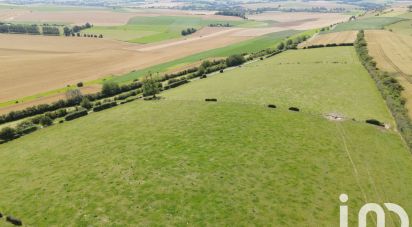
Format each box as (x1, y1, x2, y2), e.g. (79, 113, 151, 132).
(0, 46, 411, 226)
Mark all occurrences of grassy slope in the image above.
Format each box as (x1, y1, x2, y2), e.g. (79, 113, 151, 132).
(332, 17, 404, 32)
(1, 44, 411, 226)
(164, 47, 392, 123)
(84, 16, 251, 43)
(387, 13, 412, 36)
(110, 29, 302, 84)
(0, 100, 411, 226)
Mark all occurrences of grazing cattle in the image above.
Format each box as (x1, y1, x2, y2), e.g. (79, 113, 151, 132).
(205, 98, 218, 102)
(289, 107, 300, 112)
(6, 216, 22, 226)
(267, 104, 277, 109)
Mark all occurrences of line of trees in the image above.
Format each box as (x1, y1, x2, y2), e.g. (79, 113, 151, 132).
(215, 11, 247, 19)
(42, 26, 60, 36)
(355, 30, 412, 150)
(209, 23, 233, 27)
(63, 22, 92, 36)
(0, 23, 40, 35)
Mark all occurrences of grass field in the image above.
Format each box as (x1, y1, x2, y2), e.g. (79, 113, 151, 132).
(387, 19, 412, 36)
(165, 46, 392, 123)
(331, 17, 404, 32)
(1, 41, 411, 226)
(83, 16, 250, 43)
(110, 29, 303, 83)
(0, 100, 411, 226)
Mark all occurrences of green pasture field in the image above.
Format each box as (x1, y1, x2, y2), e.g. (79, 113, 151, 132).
(164, 46, 392, 123)
(83, 16, 255, 43)
(0, 100, 410, 226)
(386, 18, 412, 36)
(110, 29, 307, 84)
(331, 17, 405, 32)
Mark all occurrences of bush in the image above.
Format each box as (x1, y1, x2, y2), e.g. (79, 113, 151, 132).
(65, 109, 88, 121)
(93, 102, 117, 112)
(39, 116, 53, 127)
(0, 127, 17, 141)
(163, 79, 189, 90)
(366, 119, 385, 127)
(80, 97, 93, 110)
(77, 82, 84, 87)
(16, 121, 38, 135)
(102, 81, 120, 97)
(226, 54, 246, 67)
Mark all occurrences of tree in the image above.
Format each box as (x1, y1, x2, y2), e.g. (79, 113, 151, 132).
(80, 97, 93, 110)
(142, 73, 161, 98)
(226, 54, 246, 67)
(0, 127, 17, 141)
(277, 42, 285, 50)
(102, 81, 120, 96)
(63, 26, 72, 36)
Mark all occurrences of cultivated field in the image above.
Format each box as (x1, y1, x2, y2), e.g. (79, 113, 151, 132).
(365, 29, 412, 118)
(165, 46, 392, 123)
(0, 29, 251, 104)
(365, 30, 412, 76)
(0, 46, 411, 226)
(298, 31, 357, 48)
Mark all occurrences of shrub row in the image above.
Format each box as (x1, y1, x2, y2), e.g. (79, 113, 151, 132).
(355, 30, 412, 150)
(65, 109, 88, 121)
(164, 79, 189, 90)
(305, 43, 354, 49)
(93, 102, 117, 112)
(0, 81, 142, 125)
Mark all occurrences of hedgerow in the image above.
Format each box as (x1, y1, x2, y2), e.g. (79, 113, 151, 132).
(355, 30, 412, 150)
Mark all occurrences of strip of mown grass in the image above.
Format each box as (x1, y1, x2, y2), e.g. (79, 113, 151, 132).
(109, 29, 303, 84)
(0, 100, 411, 226)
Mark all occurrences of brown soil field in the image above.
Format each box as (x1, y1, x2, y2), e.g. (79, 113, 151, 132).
(298, 31, 357, 48)
(0, 29, 250, 104)
(0, 8, 241, 25)
(366, 30, 412, 118)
